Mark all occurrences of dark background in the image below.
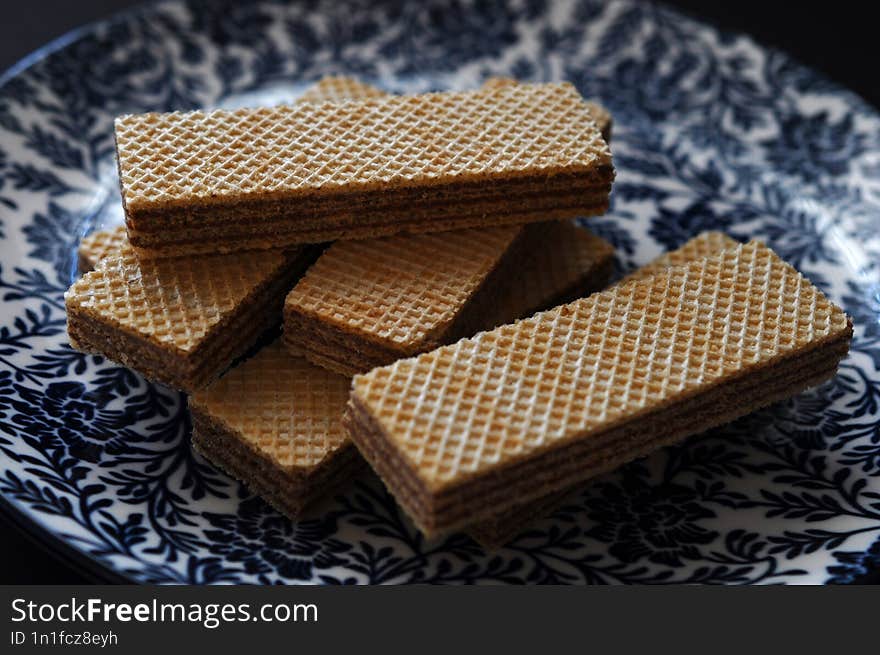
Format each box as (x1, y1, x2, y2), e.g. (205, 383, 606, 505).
(0, 0, 877, 584)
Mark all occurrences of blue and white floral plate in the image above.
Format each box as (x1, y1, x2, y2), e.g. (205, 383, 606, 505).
(2, 0, 879, 584)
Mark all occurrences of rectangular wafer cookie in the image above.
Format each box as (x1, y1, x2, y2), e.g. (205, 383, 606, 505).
(284, 222, 614, 376)
(65, 242, 318, 392)
(343, 240, 853, 536)
(467, 231, 740, 547)
(189, 341, 360, 518)
(115, 82, 614, 257)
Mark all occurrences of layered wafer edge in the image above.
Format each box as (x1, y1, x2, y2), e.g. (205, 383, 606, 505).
(190, 402, 364, 519)
(118, 83, 614, 257)
(283, 225, 538, 376)
(65, 247, 319, 392)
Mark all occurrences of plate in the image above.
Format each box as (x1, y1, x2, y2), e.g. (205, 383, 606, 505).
(2, 0, 879, 584)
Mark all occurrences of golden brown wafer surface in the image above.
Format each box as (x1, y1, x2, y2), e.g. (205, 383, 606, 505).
(78, 76, 381, 272)
(469, 230, 735, 546)
(284, 81, 530, 371)
(189, 341, 356, 519)
(489, 221, 614, 326)
(346, 240, 852, 535)
(65, 240, 311, 391)
(284, 222, 614, 375)
(286, 225, 522, 351)
(117, 82, 610, 208)
(620, 231, 739, 284)
(67, 243, 289, 354)
(482, 77, 612, 141)
(77, 225, 128, 272)
(191, 341, 350, 471)
(116, 82, 613, 255)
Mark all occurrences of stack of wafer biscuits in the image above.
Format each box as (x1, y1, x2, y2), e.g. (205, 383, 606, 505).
(187, 231, 741, 542)
(66, 73, 853, 553)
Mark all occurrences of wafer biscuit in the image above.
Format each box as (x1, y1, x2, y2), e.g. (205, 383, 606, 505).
(78, 225, 128, 272)
(190, 341, 361, 518)
(344, 241, 853, 536)
(115, 82, 614, 257)
(284, 222, 614, 376)
(65, 242, 317, 391)
(488, 222, 614, 327)
(482, 77, 612, 142)
(284, 225, 527, 375)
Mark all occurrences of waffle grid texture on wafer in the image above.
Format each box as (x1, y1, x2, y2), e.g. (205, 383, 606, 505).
(189, 341, 358, 518)
(284, 221, 614, 376)
(64, 243, 316, 391)
(297, 76, 389, 104)
(467, 230, 736, 547)
(77, 225, 128, 272)
(114, 82, 614, 255)
(482, 76, 612, 142)
(78, 78, 386, 271)
(489, 221, 615, 325)
(620, 231, 739, 284)
(344, 240, 852, 536)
